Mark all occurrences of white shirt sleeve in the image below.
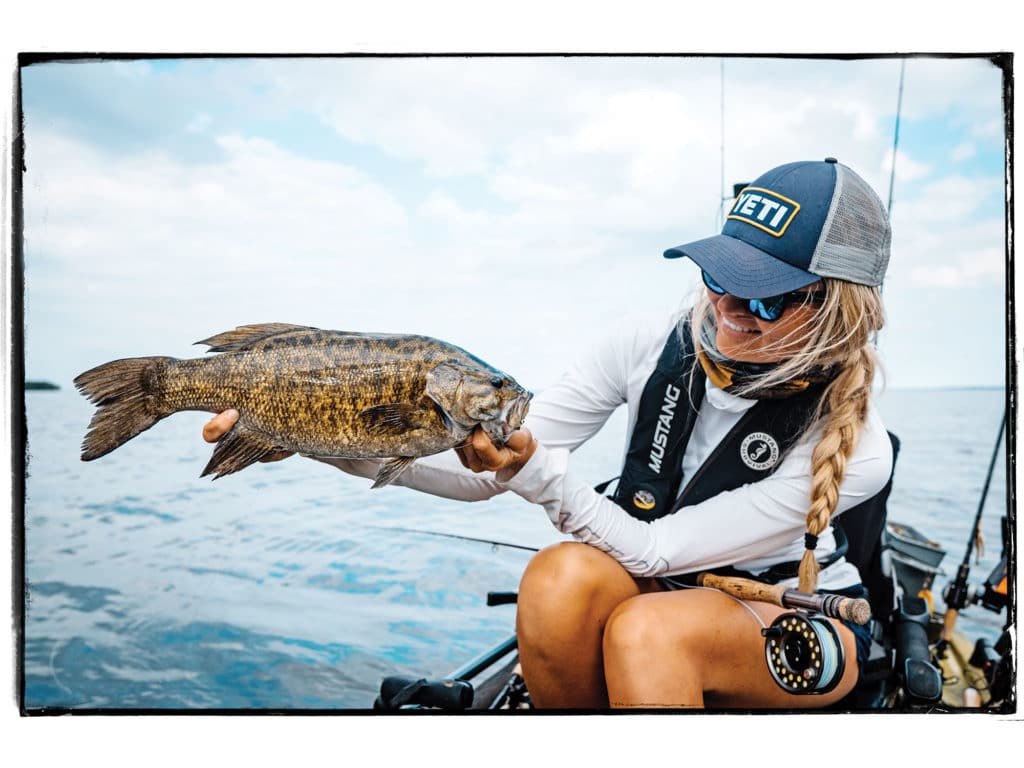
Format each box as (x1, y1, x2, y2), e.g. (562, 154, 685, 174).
(314, 318, 656, 500)
(498, 405, 893, 578)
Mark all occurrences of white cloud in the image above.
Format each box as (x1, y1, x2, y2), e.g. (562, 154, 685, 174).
(951, 142, 976, 162)
(971, 116, 1006, 140)
(22, 128, 420, 379)
(186, 112, 213, 133)
(883, 148, 931, 184)
(910, 247, 1004, 287)
(25, 131, 412, 272)
(894, 174, 999, 224)
(899, 57, 1005, 119)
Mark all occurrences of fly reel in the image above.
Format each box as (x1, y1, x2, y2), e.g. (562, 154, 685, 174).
(762, 611, 845, 695)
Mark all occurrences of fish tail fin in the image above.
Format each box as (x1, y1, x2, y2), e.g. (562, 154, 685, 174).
(73, 356, 175, 461)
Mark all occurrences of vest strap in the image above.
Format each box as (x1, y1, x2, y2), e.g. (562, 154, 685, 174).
(612, 320, 826, 519)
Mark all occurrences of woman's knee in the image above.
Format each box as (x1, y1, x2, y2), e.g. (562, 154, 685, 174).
(603, 595, 686, 660)
(517, 543, 638, 635)
(519, 542, 625, 598)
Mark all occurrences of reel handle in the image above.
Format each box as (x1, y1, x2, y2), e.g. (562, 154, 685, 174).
(697, 573, 872, 625)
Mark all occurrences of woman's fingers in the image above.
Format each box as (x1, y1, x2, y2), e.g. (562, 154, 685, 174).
(470, 428, 508, 471)
(203, 409, 239, 442)
(504, 429, 533, 453)
(456, 426, 537, 477)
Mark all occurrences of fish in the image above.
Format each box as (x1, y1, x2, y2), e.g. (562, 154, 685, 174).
(73, 323, 532, 488)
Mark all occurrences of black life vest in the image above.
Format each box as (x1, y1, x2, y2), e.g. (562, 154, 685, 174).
(605, 320, 898, 587)
(610, 321, 826, 521)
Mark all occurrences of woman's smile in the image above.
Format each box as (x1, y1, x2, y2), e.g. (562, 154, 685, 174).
(718, 314, 760, 335)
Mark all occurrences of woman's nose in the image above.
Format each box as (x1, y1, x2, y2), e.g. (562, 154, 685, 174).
(716, 292, 748, 313)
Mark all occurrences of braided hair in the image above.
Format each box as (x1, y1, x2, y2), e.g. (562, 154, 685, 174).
(689, 278, 886, 592)
(798, 281, 884, 591)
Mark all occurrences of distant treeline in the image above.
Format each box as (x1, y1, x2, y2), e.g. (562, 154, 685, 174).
(25, 380, 60, 390)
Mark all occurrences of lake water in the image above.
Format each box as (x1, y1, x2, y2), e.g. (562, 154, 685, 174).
(19, 386, 1010, 710)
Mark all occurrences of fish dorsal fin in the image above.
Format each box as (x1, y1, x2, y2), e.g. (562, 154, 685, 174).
(195, 323, 318, 353)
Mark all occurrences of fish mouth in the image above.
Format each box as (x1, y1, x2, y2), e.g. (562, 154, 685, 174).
(490, 391, 532, 444)
(505, 391, 532, 430)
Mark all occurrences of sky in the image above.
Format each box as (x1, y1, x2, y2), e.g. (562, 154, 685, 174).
(14, 54, 1009, 395)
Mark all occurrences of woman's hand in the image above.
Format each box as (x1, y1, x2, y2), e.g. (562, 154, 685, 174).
(455, 426, 537, 482)
(202, 409, 294, 462)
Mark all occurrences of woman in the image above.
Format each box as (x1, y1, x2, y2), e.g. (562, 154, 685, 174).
(204, 158, 893, 709)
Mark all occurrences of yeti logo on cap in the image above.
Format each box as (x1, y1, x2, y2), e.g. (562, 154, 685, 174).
(727, 187, 801, 237)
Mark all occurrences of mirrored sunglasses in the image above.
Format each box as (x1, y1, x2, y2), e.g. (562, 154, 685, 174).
(702, 270, 826, 322)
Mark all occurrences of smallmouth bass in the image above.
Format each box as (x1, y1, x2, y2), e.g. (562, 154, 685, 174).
(74, 323, 532, 488)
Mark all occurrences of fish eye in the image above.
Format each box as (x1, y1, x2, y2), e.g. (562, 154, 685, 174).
(490, 377, 503, 388)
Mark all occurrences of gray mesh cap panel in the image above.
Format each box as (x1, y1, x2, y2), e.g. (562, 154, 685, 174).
(807, 164, 891, 286)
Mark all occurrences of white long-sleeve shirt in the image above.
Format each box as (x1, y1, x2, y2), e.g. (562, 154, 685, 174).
(320, 311, 892, 590)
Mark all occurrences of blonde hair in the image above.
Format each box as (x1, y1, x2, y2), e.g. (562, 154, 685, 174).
(690, 279, 886, 592)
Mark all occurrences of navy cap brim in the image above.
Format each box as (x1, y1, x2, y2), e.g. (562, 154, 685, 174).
(664, 234, 821, 299)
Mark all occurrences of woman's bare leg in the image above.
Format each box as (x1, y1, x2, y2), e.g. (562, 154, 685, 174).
(602, 588, 860, 709)
(515, 542, 660, 708)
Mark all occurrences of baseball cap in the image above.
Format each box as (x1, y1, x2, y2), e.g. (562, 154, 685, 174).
(664, 158, 891, 299)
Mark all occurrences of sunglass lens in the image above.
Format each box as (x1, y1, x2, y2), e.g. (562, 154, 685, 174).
(750, 296, 785, 321)
(702, 270, 726, 295)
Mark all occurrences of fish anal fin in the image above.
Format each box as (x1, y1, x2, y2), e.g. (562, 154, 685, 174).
(195, 323, 317, 353)
(372, 456, 417, 488)
(201, 425, 281, 479)
(358, 403, 424, 436)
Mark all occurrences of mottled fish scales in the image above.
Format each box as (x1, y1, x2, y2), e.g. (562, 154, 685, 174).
(74, 323, 532, 487)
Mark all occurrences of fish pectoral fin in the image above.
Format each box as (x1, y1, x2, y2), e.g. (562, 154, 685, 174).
(358, 403, 425, 436)
(372, 456, 417, 489)
(200, 426, 281, 479)
(194, 323, 317, 353)
(420, 393, 455, 434)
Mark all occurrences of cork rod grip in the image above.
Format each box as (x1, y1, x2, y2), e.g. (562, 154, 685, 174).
(820, 593, 872, 625)
(941, 608, 960, 641)
(696, 573, 787, 606)
(697, 573, 872, 625)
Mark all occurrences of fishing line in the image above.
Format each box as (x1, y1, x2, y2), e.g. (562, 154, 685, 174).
(677, 583, 766, 629)
(370, 525, 541, 553)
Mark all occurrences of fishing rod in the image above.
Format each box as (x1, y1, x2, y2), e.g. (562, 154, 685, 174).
(697, 573, 871, 624)
(940, 408, 1007, 644)
(886, 58, 906, 219)
(370, 525, 542, 553)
